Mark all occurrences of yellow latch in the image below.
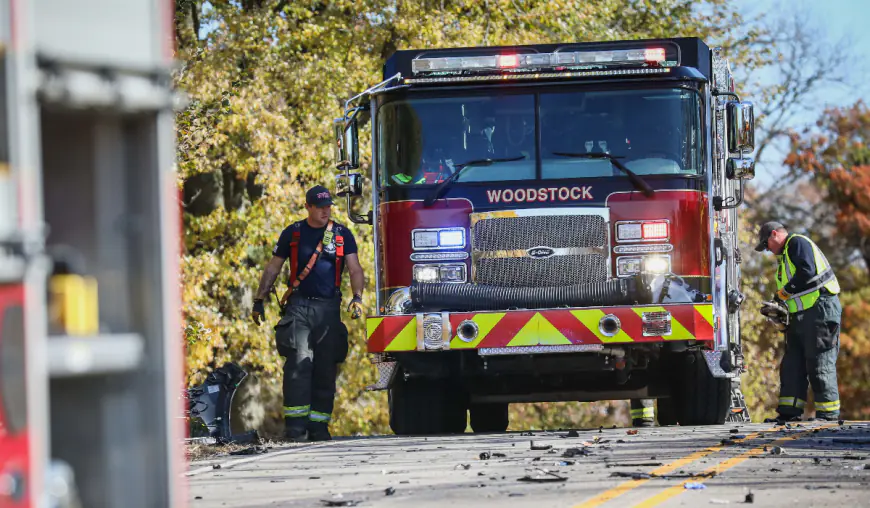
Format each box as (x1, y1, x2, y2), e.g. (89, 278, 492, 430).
(49, 274, 99, 336)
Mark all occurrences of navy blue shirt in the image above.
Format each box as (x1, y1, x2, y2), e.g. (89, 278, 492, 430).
(273, 220, 358, 298)
(780, 234, 817, 294)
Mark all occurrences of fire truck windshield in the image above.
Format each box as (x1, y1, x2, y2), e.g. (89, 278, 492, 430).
(378, 87, 701, 186)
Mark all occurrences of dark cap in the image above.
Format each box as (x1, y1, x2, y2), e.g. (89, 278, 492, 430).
(305, 185, 333, 207)
(755, 221, 786, 252)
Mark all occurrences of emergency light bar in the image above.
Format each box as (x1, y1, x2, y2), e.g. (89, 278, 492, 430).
(412, 47, 670, 75)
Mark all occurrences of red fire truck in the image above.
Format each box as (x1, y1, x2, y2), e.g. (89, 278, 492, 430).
(333, 37, 755, 435)
(0, 1, 184, 506)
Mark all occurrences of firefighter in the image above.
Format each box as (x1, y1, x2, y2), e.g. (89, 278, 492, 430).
(630, 399, 655, 427)
(755, 221, 842, 422)
(251, 185, 366, 441)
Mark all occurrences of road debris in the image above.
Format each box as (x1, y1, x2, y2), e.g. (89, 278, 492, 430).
(684, 482, 707, 490)
(320, 494, 362, 507)
(520, 431, 534, 436)
(610, 472, 651, 480)
(530, 441, 552, 451)
(228, 446, 269, 456)
(710, 500, 730, 505)
(770, 446, 786, 455)
(566, 430, 580, 438)
(730, 428, 740, 434)
(562, 448, 590, 458)
(492, 453, 507, 458)
(212, 464, 221, 470)
(605, 462, 663, 468)
(745, 492, 755, 503)
(517, 469, 567, 483)
(833, 438, 870, 445)
(840, 455, 867, 460)
(384, 487, 396, 496)
(455, 464, 471, 470)
(626, 429, 639, 435)
(480, 452, 491, 460)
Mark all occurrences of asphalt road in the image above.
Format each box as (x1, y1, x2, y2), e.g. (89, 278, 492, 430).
(187, 421, 870, 508)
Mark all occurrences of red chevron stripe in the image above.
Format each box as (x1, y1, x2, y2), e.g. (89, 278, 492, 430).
(544, 310, 601, 344)
(371, 315, 414, 351)
(478, 311, 533, 347)
(691, 306, 715, 340)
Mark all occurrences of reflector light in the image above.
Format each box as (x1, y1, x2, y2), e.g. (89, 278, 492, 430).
(642, 222, 669, 240)
(644, 48, 666, 62)
(498, 54, 519, 68)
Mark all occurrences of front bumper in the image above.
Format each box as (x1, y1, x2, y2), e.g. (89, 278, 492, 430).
(366, 303, 714, 353)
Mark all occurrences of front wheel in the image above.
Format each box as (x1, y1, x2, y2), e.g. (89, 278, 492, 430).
(388, 376, 467, 435)
(672, 351, 731, 425)
(469, 403, 509, 433)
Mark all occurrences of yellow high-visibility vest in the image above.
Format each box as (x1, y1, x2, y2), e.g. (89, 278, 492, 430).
(776, 234, 840, 313)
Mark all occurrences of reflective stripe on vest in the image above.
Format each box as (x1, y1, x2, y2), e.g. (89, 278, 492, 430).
(776, 234, 840, 313)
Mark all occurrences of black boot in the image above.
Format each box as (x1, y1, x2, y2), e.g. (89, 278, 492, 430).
(308, 422, 332, 442)
(284, 420, 308, 442)
(632, 419, 655, 428)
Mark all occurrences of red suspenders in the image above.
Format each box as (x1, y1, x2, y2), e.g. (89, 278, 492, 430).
(278, 221, 345, 308)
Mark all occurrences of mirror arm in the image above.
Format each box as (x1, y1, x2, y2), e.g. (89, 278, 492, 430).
(713, 89, 741, 102)
(719, 179, 745, 210)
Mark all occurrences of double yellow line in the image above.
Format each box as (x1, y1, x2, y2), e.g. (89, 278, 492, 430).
(575, 423, 839, 508)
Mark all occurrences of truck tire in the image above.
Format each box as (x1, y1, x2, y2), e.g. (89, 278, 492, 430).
(469, 403, 509, 433)
(673, 351, 730, 425)
(389, 376, 467, 435)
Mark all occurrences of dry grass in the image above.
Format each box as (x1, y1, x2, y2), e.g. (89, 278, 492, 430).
(185, 438, 293, 463)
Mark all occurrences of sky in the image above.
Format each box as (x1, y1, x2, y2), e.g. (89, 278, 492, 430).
(730, 0, 870, 188)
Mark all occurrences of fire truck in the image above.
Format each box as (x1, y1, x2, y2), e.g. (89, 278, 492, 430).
(333, 37, 755, 435)
(1, 1, 183, 506)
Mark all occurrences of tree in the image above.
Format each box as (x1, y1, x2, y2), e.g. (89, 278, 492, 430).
(175, 0, 782, 436)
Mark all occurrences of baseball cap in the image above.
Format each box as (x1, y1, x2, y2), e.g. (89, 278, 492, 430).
(305, 185, 333, 207)
(755, 221, 786, 252)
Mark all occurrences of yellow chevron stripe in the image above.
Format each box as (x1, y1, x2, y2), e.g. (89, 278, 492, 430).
(634, 306, 694, 340)
(366, 318, 384, 340)
(450, 313, 506, 349)
(385, 318, 417, 351)
(694, 304, 714, 327)
(506, 312, 570, 346)
(571, 309, 634, 343)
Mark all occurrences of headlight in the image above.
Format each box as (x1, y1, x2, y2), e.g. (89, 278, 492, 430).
(412, 228, 466, 250)
(616, 223, 642, 241)
(616, 255, 671, 277)
(413, 263, 467, 283)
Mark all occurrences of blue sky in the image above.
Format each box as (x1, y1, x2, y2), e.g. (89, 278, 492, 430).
(731, 0, 870, 187)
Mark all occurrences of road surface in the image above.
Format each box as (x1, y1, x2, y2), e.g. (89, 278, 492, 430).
(187, 421, 870, 507)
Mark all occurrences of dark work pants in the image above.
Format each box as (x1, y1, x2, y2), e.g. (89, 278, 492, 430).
(777, 295, 842, 419)
(630, 398, 655, 425)
(274, 296, 349, 431)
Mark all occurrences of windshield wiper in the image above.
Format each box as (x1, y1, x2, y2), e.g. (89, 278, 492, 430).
(552, 152, 654, 198)
(423, 155, 526, 207)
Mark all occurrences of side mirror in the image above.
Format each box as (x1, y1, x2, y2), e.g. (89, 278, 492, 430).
(335, 173, 363, 197)
(726, 102, 755, 154)
(332, 117, 360, 169)
(726, 157, 755, 180)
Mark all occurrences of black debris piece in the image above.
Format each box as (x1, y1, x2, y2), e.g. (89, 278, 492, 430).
(480, 452, 491, 460)
(530, 441, 552, 451)
(804, 485, 833, 490)
(770, 468, 782, 472)
(492, 453, 507, 458)
(195, 497, 202, 500)
(520, 431, 534, 436)
(617, 440, 626, 444)
(478, 472, 486, 476)
(839, 419, 846, 425)
(566, 430, 580, 438)
(517, 470, 568, 483)
(610, 472, 651, 480)
(605, 462, 663, 468)
(320, 500, 362, 507)
(508, 493, 525, 497)
(841, 455, 868, 460)
(833, 438, 870, 445)
(455, 464, 472, 470)
(562, 448, 590, 458)
(400, 481, 410, 484)
(730, 428, 740, 434)
(212, 464, 221, 470)
(745, 492, 755, 503)
(270, 480, 284, 483)
(229, 446, 268, 456)
(385, 487, 396, 496)
(310, 476, 321, 479)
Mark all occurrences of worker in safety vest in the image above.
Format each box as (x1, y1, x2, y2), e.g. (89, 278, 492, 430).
(755, 221, 842, 422)
(251, 185, 366, 441)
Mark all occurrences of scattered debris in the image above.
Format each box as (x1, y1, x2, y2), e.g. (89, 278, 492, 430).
(480, 452, 491, 460)
(839, 419, 845, 425)
(769, 468, 782, 473)
(520, 431, 534, 436)
(195, 496, 202, 500)
(617, 439, 626, 444)
(610, 472, 651, 480)
(566, 430, 580, 438)
(492, 453, 507, 458)
(730, 435, 747, 440)
(508, 493, 525, 497)
(710, 500, 731, 505)
(605, 462, 663, 468)
(229, 446, 268, 456)
(840, 455, 868, 461)
(730, 428, 740, 434)
(310, 476, 321, 480)
(833, 438, 870, 445)
(212, 464, 221, 470)
(530, 441, 552, 451)
(320, 500, 362, 507)
(745, 492, 755, 503)
(814, 458, 822, 464)
(562, 448, 590, 458)
(478, 472, 486, 476)
(384, 487, 396, 496)
(804, 485, 834, 491)
(455, 464, 472, 470)
(557, 461, 575, 466)
(270, 480, 284, 483)
(684, 482, 706, 490)
(627, 429, 639, 435)
(517, 469, 568, 483)
(770, 446, 786, 455)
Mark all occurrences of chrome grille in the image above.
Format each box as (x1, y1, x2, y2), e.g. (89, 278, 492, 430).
(471, 210, 609, 287)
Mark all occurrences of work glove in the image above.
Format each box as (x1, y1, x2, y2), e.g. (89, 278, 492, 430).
(774, 288, 790, 302)
(760, 300, 789, 331)
(348, 294, 364, 320)
(251, 299, 265, 326)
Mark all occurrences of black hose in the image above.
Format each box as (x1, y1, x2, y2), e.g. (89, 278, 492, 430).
(411, 277, 647, 312)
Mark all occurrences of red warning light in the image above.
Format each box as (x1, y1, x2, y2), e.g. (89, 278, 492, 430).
(644, 48, 666, 62)
(498, 55, 519, 68)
